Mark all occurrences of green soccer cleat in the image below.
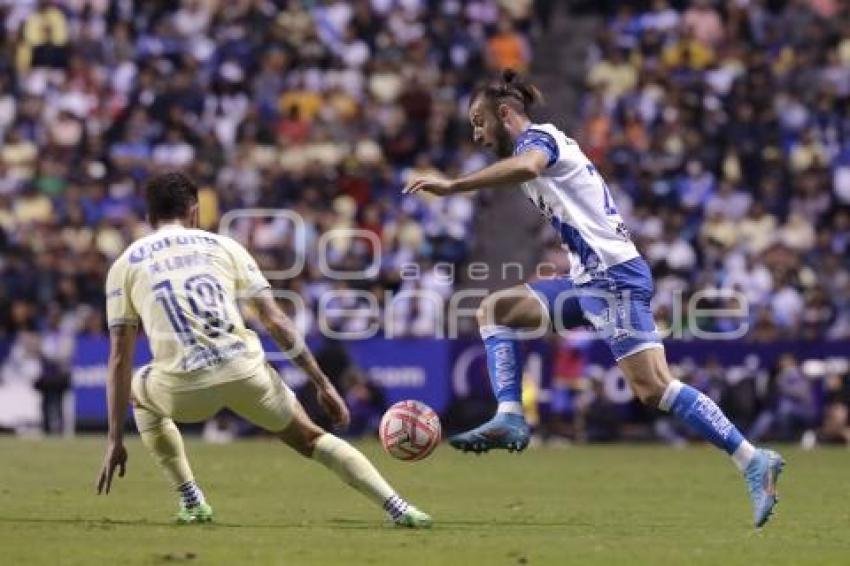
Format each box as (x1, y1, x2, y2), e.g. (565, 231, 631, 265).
(176, 502, 214, 524)
(393, 506, 433, 529)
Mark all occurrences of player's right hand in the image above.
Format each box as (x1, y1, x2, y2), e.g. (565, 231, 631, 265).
(96, 442, 128, 495)
(317, 383, 351, 429)
(402, 176, 454, 196)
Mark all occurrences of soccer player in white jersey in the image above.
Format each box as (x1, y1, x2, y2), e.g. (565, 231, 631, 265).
(95, 172, 430, 527)
(404, 70, 784, 528)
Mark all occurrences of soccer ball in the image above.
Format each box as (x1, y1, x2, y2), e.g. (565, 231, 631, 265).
(379, 400, 441, 461)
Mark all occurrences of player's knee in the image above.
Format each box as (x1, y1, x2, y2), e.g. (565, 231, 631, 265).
(279, 430, 314, 458)
(630, 376, 666, 407)
(278, 421, 325, 458)
(636, 387, 664, 408)
(477, 292, 526, 329)
(476, 295, 499, 327)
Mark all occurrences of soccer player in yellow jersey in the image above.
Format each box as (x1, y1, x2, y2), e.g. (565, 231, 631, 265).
(94, 172, 431, 527)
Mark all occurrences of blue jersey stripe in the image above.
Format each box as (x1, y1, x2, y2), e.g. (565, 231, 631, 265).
(514, 128, 558, 167)
(550, 216, 601, 272)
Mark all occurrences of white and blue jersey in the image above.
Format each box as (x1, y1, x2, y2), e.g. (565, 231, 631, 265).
(514, 123, 639, 283)
(516, 123, 662, 361)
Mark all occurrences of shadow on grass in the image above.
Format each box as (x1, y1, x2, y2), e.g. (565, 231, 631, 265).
(327, 518, 604, 529)
(0, 516, 360, 530)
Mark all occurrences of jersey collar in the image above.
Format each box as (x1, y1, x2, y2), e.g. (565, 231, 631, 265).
(155, 222, 187, 232)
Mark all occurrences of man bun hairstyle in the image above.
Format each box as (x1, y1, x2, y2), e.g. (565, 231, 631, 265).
(472, 68, 544, 115)
(145, 171, 199, 225)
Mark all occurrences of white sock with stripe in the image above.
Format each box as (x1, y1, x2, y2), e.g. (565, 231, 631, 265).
(177, 480, 206, 509)
(383, 495, 410, 521)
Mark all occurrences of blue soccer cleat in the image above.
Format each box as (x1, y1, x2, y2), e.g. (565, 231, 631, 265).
(744, 449, 785, 528)
(448, 413, 530, 454)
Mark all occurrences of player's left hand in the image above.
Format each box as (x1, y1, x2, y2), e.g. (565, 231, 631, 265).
(96, 441, 128, 495)
(317, 383, 351, 429)
(402, 176, 454, 196)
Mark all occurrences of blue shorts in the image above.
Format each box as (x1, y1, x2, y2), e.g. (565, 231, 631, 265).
(528, 257, 662, 361)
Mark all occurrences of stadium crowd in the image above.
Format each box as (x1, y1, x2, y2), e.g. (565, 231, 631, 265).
(0, 0, 535, 345)
(580, 0, 850, 341)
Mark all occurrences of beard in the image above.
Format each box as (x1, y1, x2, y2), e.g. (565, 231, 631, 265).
(494, 123, 514, 158)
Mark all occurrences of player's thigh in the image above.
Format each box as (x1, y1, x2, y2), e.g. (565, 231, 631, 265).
(132, 365, 222, 425)
(525, 277, 587, 332)
(132, 367, 166, 433)
(579, 259, 664, 362)
(222, 363, 298, 434)
(477, 284, 548, 329)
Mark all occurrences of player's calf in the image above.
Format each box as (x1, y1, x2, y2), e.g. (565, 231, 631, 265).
(620, 348, 785, 527)
(448, 288, 546, 454)
(135, 406, 214, 524)
(278, 404, 432, 528)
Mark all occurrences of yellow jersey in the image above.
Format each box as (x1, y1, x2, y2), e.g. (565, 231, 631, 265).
(105, 224, 271, 390)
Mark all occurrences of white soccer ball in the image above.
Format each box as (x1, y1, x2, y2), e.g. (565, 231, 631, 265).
(379, 400, 441, 461)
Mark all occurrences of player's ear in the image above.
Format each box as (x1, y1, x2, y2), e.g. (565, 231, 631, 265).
(497, 103, 511, 121)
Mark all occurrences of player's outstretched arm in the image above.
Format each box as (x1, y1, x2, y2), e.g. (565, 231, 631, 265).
(96, 324, 138, 494)
(249, 290, 351, 428)
(402, 149, 548, 196)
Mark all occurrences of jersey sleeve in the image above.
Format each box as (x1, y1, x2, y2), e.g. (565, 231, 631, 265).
(514, 128, 559, 168)
(105, 257, 140, 328)
(224, 237, 271, 298)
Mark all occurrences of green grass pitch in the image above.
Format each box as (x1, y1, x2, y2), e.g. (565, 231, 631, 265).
(1, 437, 849, 565)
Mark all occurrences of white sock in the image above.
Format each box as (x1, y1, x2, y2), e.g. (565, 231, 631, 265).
(731, 440, 757, 472)
(657, 379, 683, 412)
(497, 401, 524, 415)
(312, 433, 407, 515)
(177, 480, 206, 508)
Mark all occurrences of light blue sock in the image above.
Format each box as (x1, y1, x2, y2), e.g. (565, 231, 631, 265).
(480, 325, 523, 415)
(659, 380, 755, 471)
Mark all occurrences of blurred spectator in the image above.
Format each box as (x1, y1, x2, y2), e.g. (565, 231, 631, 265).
(0, 0, 534, 341)
(344, 368, 386, 437)
(17, 1, 69, 71)
(819, 371, 850, 445)
(574, 376, 623, 442)
(682, 0, 724, 48)
(35, 306, 72, 435)
(749, 354, 817, 442)
(0, 331, 42, 431)
(588, 47, 637, 102)
(486, 15, 531, 72)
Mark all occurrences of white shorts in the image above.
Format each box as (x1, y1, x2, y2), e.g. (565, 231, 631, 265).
(132, 362, 297, 433)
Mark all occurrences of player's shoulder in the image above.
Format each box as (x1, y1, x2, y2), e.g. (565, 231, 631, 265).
(518, 123, 585, 170)
(526, 123, 579, 147)
(110, 231, 154, 271)
(208, 232, 261, 270)
(106, 235, 142, 284)
(211, 231, 251, 255)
